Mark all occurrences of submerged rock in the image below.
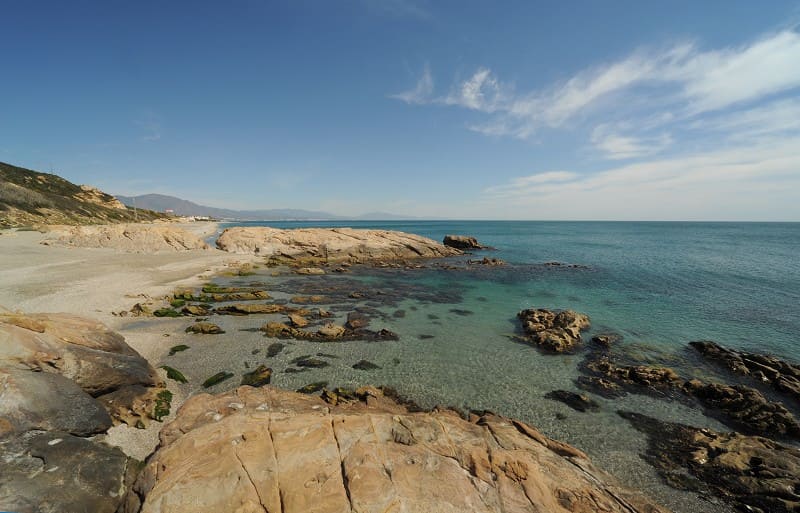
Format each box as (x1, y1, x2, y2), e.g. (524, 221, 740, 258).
(690, 340, 800, 405)
(517, 308, 591, 353)
(620, 410, 800, 513)
(202, 371, 234, 388)
(591, 333, 622, 347)
(584, 357, 681, 394)
(266, 342, 285, 357)
(296, 381, 328, 394)
(185, 322, 224, 334)
(352, 359, 382, 371)
(124, 386, 669, 513)
(544, 390, 600, 412)
(240, 365, 272, 387)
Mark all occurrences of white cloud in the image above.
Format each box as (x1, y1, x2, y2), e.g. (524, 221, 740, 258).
(483, 134, 800, 219)
(395, 29, 800, 143)
(690, 97, 800, 140)
(591, 125, 673, 160)
(389, 64, 434, 104)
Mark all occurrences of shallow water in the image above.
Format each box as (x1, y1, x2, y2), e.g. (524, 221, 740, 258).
(153, 221, 800, 513)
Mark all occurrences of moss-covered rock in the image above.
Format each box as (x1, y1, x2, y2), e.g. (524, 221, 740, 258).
(160, 365, 188, 384)
(202, 371, 234, 388)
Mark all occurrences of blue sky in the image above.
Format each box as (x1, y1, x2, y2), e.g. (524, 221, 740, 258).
(2, 0, 800, 220)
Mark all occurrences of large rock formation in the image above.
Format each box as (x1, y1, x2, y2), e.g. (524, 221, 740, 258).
(124, 385, 668, 513)
(620, 411, 800, 513)
(0, 312, 168, 513)
(216, 226, 462, 263)
(690, 341, 800, 405)
(517, 308, 591, 353)
(443, 234, 488, 250)
(41, 224, 210, 252)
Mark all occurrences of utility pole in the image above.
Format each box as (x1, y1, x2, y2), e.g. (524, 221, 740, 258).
(133, 197, 139, 222)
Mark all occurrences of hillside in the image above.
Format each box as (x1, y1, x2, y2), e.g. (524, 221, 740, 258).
(0, 161, 166, 228)
(115, 193, 340, 220)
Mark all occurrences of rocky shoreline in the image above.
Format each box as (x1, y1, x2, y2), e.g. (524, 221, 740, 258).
(2, 225, 799, 512)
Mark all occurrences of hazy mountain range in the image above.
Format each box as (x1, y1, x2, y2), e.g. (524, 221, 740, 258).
(115, 194, 417, 221)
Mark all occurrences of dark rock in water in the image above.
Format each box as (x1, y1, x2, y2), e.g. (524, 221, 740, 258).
(160, 365, 188, 384)
(202, 371, 234, 388)
(591, 333, 622, 347)
(427, 314, 440, 320)
(544, 390, 599, 412)
(690, 340, 800, 406)
(555, 412, 568, 420)
(0, 368, 113, 436)
(294, 357, 329, 369)
(392, 309, 406, 318)
(241, 365, 272, 387)
(449, 308, 474, 316)
(185, 322, 224, 334)
(284, 367, 308, 374)
(153, 307, 181, 318)
(393, 357, 401, 365)
(443, 234, 487, 250)
(373, 328, 400, 341)
(467, 257, 505, 266)
(683, 379, 800, 439)
(296, 381, 328, 394)
(251, 348, 261, 355)
(576, 376, 626, 399)
(266, 342, 285, 357)
(352, 359, 382, 371)
(346, 311, 370, 330)
(517, 308, 591, 353)
(619, 410, 800, 512)
(0, 431, 134, 513)
(418, 334, 435, 340)
(168, 344, 190, 356)
(316, 352, 339, 359)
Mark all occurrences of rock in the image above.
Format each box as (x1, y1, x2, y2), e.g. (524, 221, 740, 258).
(0, 311, 162, 401)
(168, 344, 190, 356)
(293, 357, 329, 368)
(690, 340, 800, 405)
(544, 390, 600, 412)
(185, 322, 225, 334)
(216, 226, 462, 262)
(346, 311, 370, 330)
(443, 234, 487, 250)
(352, 359, 381, 371)
(0, 431, 135, 513)
(467, 257, 505, 266)
(0, 368, 112, 437)
(153, 307, 181, 317)
(216, 303, 299, 315)
(620, 410, 800, 512)
(202, 371, 234, 388)
(296, 381, 329, 394)
(287, 313, 308, 328)
(450, 308, 474, 316)
(317, 323, 346, 339)
(41, 223, 210, 252)
(266, 342, 285, 357)
(585, 357, 681, 393)
(576, 376, 625, 399)
(591, 333, 622, 347)
(683, 379, 800, 439)
(240, 365, 272, 387)
(160, 365, 188, 384)
(517, 308, 591, 353)
(181, 304, 210, 316)
(126, 386, 669, 513)
(294, 267, 326, 275)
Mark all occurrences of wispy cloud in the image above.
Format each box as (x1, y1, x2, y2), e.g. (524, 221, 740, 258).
(590, 124, 673, 160)
(135, 111, 162, 142)
(389, 63, 434, 104)
(393, 29, 800, 142)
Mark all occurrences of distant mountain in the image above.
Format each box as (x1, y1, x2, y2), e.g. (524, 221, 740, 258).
(115, 193, 340, 220)
(0, 161, 165, 228)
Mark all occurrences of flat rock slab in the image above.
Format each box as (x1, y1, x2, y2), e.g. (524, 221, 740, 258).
(126, 386, 669, 513)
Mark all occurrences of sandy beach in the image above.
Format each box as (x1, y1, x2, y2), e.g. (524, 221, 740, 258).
(0, 222, 262, 458)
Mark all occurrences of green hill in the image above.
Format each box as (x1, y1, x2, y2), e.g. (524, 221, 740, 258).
(0, 161, 166, 228)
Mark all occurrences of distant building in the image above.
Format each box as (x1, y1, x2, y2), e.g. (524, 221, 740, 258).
(165, 209, 175, 215)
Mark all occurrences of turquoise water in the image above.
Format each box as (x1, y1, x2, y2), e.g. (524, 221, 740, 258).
(166, 220, 800, 512)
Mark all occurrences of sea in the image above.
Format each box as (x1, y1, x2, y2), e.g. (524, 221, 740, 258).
(159, 220, 800, 513)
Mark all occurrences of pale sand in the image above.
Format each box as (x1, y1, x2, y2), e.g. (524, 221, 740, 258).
(0, 222, 260, 460)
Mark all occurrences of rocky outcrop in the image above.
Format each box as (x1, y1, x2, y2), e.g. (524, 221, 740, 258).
(443, 234, 488, 250)
(41, 224, 210, 252)
(216, 226, 461, 263)
(517, 308, 591, 353)
(584, 357, 682, 394)
(682, 379, 800, 439)
(0, 312, 167, 513)
(124, 385, 668, 513)
(690, 341, 800, 405)
(620, 411, 800, 513)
